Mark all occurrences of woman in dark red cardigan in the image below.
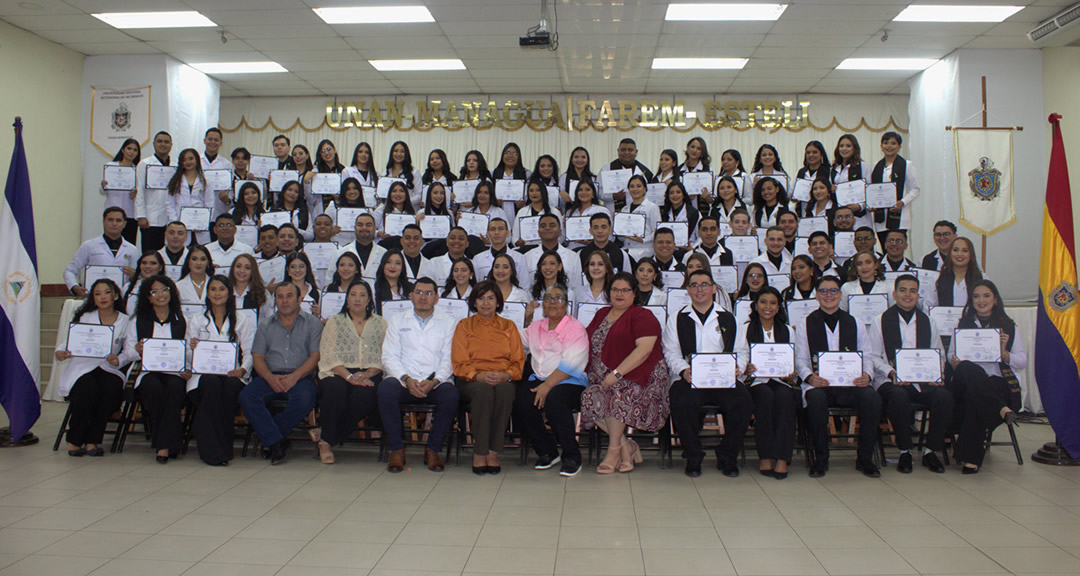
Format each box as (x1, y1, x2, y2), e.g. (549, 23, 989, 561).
(581, 272, 670, 473)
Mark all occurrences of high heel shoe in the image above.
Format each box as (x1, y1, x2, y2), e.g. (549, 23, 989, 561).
(618, 439, 642, 473)
(596, 443, 623, 474)
(317, 441, 335, 465)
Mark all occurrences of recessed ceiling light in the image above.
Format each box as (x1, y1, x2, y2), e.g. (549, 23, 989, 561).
(313, 6, 435, 24)
(92, 11, 216, 29)
(652, 58, 748, 70)
(893, 5, 1023, 22)
(369, 59, 466, 71)
(836, 58, 939, 70)
(189, 62, 288, 74)
(665, 3, 788, 21)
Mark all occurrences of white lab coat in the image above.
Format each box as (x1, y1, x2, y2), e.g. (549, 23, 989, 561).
(63, 236, 139, 292)
(55, 310, 130, 398)
(184, 310, 255, 392)
(135, 155, 171, 226)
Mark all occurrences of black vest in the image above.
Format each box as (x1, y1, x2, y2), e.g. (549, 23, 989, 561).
(880, 306, 932, 365)
(871, 155, 907, 227)
(935, 270, 978, 306)
(136, 314, 186, 341)
(921, 251, 943, 271)
(805, 309, 859, 371)
(746, 319, 791, 345)
(676, 308, 737, 360)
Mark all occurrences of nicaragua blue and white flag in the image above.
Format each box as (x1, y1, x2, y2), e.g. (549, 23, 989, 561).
(0, 118, 41, 440)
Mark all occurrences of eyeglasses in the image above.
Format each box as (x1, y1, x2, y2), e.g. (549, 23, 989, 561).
(687, 282, 714, 290)
(855, 236, 874, 242)
(321, 147, 334, 154)
(747, 273, 764, 279)
(610, 287, 634, 294)
(836, 215, 854, 221)
(216, 222, 235, 229)
(149, 287, 171, 296)
(818, 288, 841, 296)
(413, 290, 434, 297)
(543, 295, 567, 303)
(885, 238, 906, 245)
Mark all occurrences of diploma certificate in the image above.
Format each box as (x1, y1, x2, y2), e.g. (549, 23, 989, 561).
(682, 172, 713, 196)
(518, 216, 541, 242)
(260, 211, 290, 228)
(500, 301, 528, 330)
(453, 180, 479, 204)
(376, 177, 405, 200)
(576, 302, 605, 327)
(790, 178, 813, 202)
(847, 294, 889, 325)
(711, 265, 738, 294)
(833, 231, 856, 259)
(362, 186, 377, 207)
(146, 165, 176, 189)
(660, 270, 685, 288)
(336, 207, 370, 230)
(786, 300, 818, 330)
(691, 353, 737, 388)
(817, 351, 863, 386)
(303, 242, 338, 272)
(379, 299, 413, 319)
(258, 257, 286, 285)
(735, 299, 753, 327)
(600, 168, 632, 197)
(646, 183, 667, 205)
(66, 324, 114, 359)
(180, 207, 212, 231)
(420, 215, 452, 240)
(613, 213, 646, 238)
(435, 298, 470, 322)
(865, 182, 897, 209)
(894, 349, 942, 383)
(494, 179, 525, 203)
(84, 265, 125, 290)
(103, 165, 136, 190)
(725, 236, 759, 263)
(930, 306, 964, 336)
(142, 338, 186, 372)
(797, 217, 828, 237)
(320, 291, 347, 319)
(203, 169, 233, 191)
(750, 343, 795, 379)
(311, 173, 341, 196)
(768, 274, 791, 292)
(835, 179, 867, 206)
(665, 289, 691, 316)
(458, 211, 490, 237)
(164, 265, 182, 281)
(914, 268, 939, 300)
(192, 341, 238, 375)
(181, 303, 205, 321)
(383, 213, 415, 237)
(953, 328, 1002, 363)
(269, 170, 299, 192)
(793, 237, 810, 258)
(657, 222, 689, 246)
(565, 216, 592, 241)
(248, 155, 278, 179)
(643, 305, 667, 327)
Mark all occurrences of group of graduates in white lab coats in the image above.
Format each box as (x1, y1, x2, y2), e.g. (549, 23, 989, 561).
(56, 129, 1025, 476)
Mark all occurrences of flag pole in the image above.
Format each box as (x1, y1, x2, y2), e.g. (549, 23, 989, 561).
(980, 77, 988, 269)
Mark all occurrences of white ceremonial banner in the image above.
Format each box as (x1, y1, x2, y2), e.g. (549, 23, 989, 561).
(954, 129, 1015, 236)
(90, 86, 151, 154)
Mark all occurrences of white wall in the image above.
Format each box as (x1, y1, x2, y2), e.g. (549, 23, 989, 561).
(0, 20, 84, 285)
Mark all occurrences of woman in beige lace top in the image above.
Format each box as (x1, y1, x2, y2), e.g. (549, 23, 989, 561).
(315, 280, 387, 464)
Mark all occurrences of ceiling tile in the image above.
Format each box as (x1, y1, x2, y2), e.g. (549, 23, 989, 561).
(245, 37, 352, 52)
(65, 41, 160, 55)
(200, 9, 322, 27)
(224, 25, 335, 39)
(328, 22, 442, 37)
(32, 27, 132, 44)
(0, 0, 82, 16)
(3, 13, 107, 30)
(759, 34, 871, 48)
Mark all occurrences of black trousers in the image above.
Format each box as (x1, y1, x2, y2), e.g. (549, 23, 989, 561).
(748, 380, 798, 463)
(805, 386, 882, 463)
(318, 373, 382, 445)
(515, 380, 583, 463)
(140, 226, 165, 253)
(188, 375, 244, 464)
(952, 361, 1016, 466)
(66, 368, 124, 446)
(878, 381, 954, 452)
(669, 379, 753, 463)
(138, 373, 187, 454)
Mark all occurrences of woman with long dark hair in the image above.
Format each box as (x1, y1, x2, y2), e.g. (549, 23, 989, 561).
(373, 250, 413, 314)
(166, 148, 211, 243)
(124, 252, 166, 315)
(560, 146, 596, 208)
(832, 133, 873, 229)
(928, 236, 984, 310)
(272, 180, 312, 241)
(442, 258, 476, 299)
(100, 138, 141, 243)
(384, 140, 422, 209)
(342, 141, 378, 188)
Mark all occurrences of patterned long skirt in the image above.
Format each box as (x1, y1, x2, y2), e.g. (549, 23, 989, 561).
(580, 319, 671, 432)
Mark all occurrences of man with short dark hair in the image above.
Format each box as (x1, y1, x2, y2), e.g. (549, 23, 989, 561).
(428, 227, 470, 287)
(881, 230, 917, 272)
(600, 138, 655, 212)
(751, 226, 791, 275)
(807, 231, 840, 278)
(239, 282, 322, 465)
(206, 213, 254, 269)
(201, 127, 234, 219)
(64, 207, 140, 298)
(576, 213, 632, 273)
(255, 225, 279, 261)
(135, 130, 173, 251)
(399, 224, 435, 281)
(334, 213, 387, 280)
(778, 210, 800, 255)
(158, 221, 189, 278)
(521, 213, 583, 290)
(473, 218, 527, 281)
(272, 134, 293, 169)
(921, 220, 957, 271)
(684, 216, 734, 266)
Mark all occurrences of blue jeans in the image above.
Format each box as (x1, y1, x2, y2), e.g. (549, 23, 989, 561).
(238, 375, 317, 447)
(377, 378, 458, 451)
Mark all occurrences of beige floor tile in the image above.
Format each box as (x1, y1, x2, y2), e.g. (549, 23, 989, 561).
(950, 521, 1055, 548)
(558, 525, 639, 549)
(794, 524, 889, 548)
(781, 505, 864, 527)
(313, 519, 405, 544)
(85, 558, 192, 576)
(0, 528, 73, 556)
(554, 548, 644, 575)
(560, 505, 637, 527)
(638, 525, 722, 549)
(159, 514, 254, 538)
(706, 504, 788, 527)
(180, 562, 280, 576)
(84, 509, 182, 534)
(486, 505, 562, 526)
(812, 546, 916, 575)
(475, 524, 559, 549)
(375, 544, 472, 572)
(11, 508, 113, 532)
(119, 534, 222, 562)
(396, 522, 482, 547)
(464, 546, 557, 574)
(0, 508, 45, 529)
(370, 570, 460, 576)
(234, 516, 331, 541)
(287, 541, 388, 570)
(635, 505, 713, 528)
(727, 547, 826, 575)
(1026, 523, 1080, 548)
(642, 547, 735, 575)
(37, 532, 148, 559)
(277, 567, 369, 576)
(203, 537, 305, 566)
(0, 554, 106, 576)
(894, 546, 1008, 574)
(871, 524, 971, 548)
(0, 556, 21, 571)
(984, 546, 1080, 573)
(716, 525, 805, 549)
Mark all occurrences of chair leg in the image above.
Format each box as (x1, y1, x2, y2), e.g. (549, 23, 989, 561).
(53, 402, 73, 451)
(113, 400, 137, 454)
(1007, 422, 1024, 465)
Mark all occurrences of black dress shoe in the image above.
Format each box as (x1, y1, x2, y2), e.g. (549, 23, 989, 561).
(472, 465, 487, 475)
(270, 442, 288, 466)
(809, 460, 828, 478)
(88, 447, 105, 457)
(486, 466, 501, 475)
(685, 459, 702, 478)
(719, 459, 740, 478)
(772, 471, 788, 480)
(897, 452, 914, 474)
(962, 464, 980, 475)
(922, 452, 945, 473)
(856, 458, 881, 478)
(67, 448, 87, 457)
(759, 469, 775, 478)
(156, 455, 169, 464)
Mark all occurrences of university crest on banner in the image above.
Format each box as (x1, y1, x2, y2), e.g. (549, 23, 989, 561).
(968, 157, 1002, 201)
(90, 86, 151, 156)
(954, 129, 1016, 236)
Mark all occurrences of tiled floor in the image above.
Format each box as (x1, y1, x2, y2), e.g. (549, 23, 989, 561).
(1, 402, 1079, 576)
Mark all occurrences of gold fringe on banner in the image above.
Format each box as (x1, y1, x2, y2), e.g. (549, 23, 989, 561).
(219, 115, 908, 135)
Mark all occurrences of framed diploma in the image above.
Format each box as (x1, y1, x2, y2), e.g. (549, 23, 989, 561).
(665, 288, 690, 316)
(518, 216, 541, 242)
(865, 182, 897, 209)
(142, 338, 186, 372)
(847, 294, 888, 325)
(643, 305, 667, 327)
(646, 183, 667, 205)
(768, 274, 791, 292)
(766, 173, 788, 191)
(258, 257, 286, 285)
(320, 291, 347, 319)
(311, 173, 341, 196)
(235, 225, 258, 247)
(613, 212, 646, 238)
(793, 237, 810, 258)
(233, 179, 265, 202)
(336, 207, 370, 230)
(953, 328, 1002, 363)
(453, 179, 479, 203)
(180, 207, 212, 231)
(790, 178, 813, 202)
(182, 303, 206, 320)
(303, 242, 338, 272)
(269, 170, 299, 192)
(84, 265, 125, 290)
(711, 265, 738, 294)
(835, 179, 867, 206)
(500, 301, 528, 330)
(833, 231, 856, 259)
(191, 341, 238, 375)
(786, 300, 818, 329)
(914, 268, 939, 300)
(146, 165, 176, 189)
(203, 169, 233, 191)
(164, 265, 182, 281)
(725, 236, 759, 263)
(894, 349, 942, 383)
(755, 228, 769, 252)
(682, 171, 713, 196)
(546, 186, 560, 202)
(103, 165, 136, 190)
(600, 168, 632, 197)
(66, 324, 114, 359)
(691, 353, 737, 388)
(883, 271, 908, 283)
(419, 215, 452, 240)
(248, 156, 278, 179)
(362, 186, 377, 207)
(660, 270, 685, 289)
(930, 306, 964, 336)
(657, 222, 689, 246)
(750, 343, 795, 379)
(494, 179, 525, 203)
(260, 211, 291, 228)
(435, 298, 470, 322)
(797, 217, 828, 237)
(458, 211, 490, 237)
(380, 299, 413, 319)
(816, 351, 863, 386)
(576, 302, 605, 327)
(565, 216, 592, 241)
(299, 300, 313, 315)
(383, 213, 415, 237)
(376, 177, 405, 200)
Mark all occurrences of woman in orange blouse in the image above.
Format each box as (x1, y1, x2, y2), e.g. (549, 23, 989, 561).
(452, 280, 525, 475)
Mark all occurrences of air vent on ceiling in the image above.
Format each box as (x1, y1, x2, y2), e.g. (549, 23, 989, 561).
(1028, 3, 1080, 43)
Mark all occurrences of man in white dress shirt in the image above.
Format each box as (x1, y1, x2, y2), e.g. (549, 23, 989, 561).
(427, 227, 470, 287)
(157, 221, 189, 281)
(333, 213, 386, 281)
(64, 207, 140, 298)
(134, 131, 173, 252)
(473, 218, 527, 282)
(751, 226, 792, 276)
(205, 214, 255, 270)
(399, 224, 436, 282)
(200, 127, 234, 220)
(521, 213, 583, 291)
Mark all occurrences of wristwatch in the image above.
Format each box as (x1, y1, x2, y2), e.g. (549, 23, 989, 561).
(611, 369, 622, 379)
